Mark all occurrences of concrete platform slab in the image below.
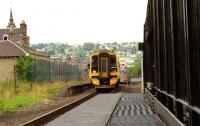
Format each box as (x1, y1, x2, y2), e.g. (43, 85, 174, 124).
(107, 93, 165, 126)
(46, 93, 121, 126)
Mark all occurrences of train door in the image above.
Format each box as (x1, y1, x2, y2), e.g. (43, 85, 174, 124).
(100, 57, 108, 78)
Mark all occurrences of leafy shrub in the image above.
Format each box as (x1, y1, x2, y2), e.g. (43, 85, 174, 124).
(128, 54, 141, 78)
(15, 56, 35, 81)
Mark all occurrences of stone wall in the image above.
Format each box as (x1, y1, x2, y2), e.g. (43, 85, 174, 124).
(0, 57, 17, 82)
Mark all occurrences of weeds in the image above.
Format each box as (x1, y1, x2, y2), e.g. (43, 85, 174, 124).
(0, 80, 87, 115)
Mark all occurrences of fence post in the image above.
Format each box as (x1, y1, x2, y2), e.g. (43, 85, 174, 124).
(30, 79, 33, 90)
(14, 65, 17, 92)
(30, 62, 33, 90)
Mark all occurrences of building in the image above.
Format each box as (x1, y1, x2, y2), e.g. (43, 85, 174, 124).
(67, 57, 86, 69)
(0, 10, 30, 46)
(119, 54, 136, 68)
(0, 10, 49, 82)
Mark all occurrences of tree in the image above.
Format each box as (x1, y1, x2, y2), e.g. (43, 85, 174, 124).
(15, 56, 35, 81)
(82, 42, 96, 51)
(128, 54, 141, 78)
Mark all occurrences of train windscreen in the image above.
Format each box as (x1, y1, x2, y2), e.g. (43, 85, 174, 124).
(92, 56, 98, 73)
(110, 55, 117, 72)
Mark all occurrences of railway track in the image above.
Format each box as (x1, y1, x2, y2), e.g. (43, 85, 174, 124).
(20, 85, 134, 126)
(20, 91, 97, 126)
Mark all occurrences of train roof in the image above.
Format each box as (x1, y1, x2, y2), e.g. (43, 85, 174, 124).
(91, 49, 116, 56)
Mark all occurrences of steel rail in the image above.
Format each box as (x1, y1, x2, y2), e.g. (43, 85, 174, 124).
(20, 91, 97, 126)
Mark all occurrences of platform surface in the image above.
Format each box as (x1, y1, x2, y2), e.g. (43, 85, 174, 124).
(107, 93, 165, 126)
(46, 93, 121, 126)
(46, 93, 165, 126)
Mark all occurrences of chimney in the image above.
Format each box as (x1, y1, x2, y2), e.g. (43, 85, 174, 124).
(20, 20, 27, 36)
(20, 20, 30, 46)
(21, 36, 30, 46)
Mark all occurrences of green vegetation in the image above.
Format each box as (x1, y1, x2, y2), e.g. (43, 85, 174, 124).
(127, 54, 142, 78)
(1, 95, 34, 113)
(31, 42, 138, 63)
(15, 56, 35, 81)
(0, 81, 86, 115)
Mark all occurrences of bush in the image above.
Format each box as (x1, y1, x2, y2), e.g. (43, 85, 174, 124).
(15, 56, 35, 81)
(128, 54, 141, 78)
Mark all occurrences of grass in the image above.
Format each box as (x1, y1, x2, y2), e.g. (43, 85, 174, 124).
(1, 95, 34, 112)
(0, 80, 88, 115)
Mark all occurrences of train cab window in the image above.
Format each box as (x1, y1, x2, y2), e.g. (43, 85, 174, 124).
(92, 56, 98, 73)
(110, 55, 117, 72)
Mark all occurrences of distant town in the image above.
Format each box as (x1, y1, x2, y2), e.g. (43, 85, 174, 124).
(31, 42, 140, 68)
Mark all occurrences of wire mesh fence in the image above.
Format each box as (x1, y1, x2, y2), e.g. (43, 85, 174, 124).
(15, 59, 82, 84)
(0, 59, 86, 112)
(0, 57, 86, 93)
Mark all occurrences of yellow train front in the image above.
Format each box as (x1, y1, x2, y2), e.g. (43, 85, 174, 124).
(88, 50, 120, 89)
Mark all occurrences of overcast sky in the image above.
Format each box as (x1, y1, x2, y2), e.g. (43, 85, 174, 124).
(0, 0, 148, 45)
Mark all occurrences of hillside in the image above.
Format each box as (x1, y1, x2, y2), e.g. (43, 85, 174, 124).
(31, 42, 139, 63)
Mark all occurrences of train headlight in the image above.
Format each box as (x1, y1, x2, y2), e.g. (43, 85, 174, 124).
(93, 70, 96, 73)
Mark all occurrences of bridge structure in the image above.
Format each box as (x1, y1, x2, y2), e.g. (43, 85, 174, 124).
(140, 0, 200, 126)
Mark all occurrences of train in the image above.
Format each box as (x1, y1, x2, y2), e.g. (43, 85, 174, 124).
(88, 50, 120, 90)
(120, 68, 129, 84)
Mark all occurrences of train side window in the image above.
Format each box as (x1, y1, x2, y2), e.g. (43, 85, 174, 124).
(110, 55, 117, 72)
(92, 56, 98, 72)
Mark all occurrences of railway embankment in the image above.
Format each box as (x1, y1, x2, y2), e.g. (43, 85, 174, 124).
(0, 81, 93, 126)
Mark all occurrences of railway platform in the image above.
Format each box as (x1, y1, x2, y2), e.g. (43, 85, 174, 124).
(46, 92, 165, 126)
(46, 93, 121, 126)
(107, 93, 165, 126)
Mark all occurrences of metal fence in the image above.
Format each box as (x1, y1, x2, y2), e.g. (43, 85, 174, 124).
(16, 59, 82, 83)
(142, 0, 200, 126)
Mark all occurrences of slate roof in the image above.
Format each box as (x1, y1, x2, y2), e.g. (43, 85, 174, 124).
(0, 40, 49, 58)
(0, 28, 21, 42)
(0, 40, 27, 57)
(16, 43, 49, 58)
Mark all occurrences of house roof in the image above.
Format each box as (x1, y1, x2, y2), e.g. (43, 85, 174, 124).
(0, 40, 27, 57)
(0, 28, 21, 42)
(16, 43, 49, 58)
(0, 40, 49, 58)
(67, 59, 86, 68)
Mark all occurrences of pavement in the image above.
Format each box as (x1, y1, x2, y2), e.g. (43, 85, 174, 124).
(46, 92, 165, 126)
(107, 93, 165, 126)
(46, 93, 121, 126)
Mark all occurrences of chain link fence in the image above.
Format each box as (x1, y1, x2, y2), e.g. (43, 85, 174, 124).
(0, 58, 85, 92)
(15, 59, 82, 84)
